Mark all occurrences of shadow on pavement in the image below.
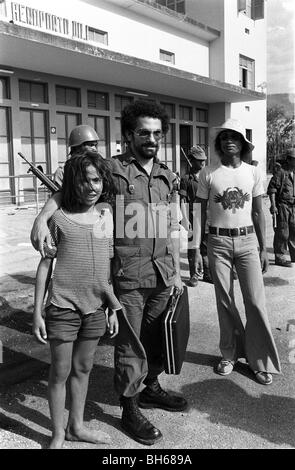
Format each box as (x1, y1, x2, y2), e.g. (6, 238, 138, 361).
(185, 351, 220, 367)
(181, 378, 295, 448)
(0, 411, 48, 448)
(9, 273, 35, 286)
(263, 277, 289, 287)
(0, 362, 121, 448)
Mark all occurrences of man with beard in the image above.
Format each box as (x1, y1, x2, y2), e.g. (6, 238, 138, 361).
(30, 101, 187, 446)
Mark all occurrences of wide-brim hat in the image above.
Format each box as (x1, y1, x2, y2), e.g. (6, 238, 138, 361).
(188, 145, 207, 160)
(286, 148, 295, 159)
(212, 118, 255, 151)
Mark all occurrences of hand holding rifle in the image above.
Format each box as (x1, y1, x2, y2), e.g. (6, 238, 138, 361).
(18, 152, 60, 193)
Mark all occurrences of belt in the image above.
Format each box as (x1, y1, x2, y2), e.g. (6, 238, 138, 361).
(209, 226, 254, 237)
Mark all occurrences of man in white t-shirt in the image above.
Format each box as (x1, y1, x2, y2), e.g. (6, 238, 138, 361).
(196, 118, 281, 386)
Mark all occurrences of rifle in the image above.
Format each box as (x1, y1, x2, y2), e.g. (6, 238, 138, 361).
(18, 152, 59, 193)
(180, 147, 192, 168)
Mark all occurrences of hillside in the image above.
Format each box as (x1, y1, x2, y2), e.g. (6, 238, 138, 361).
(267, 93, 295, 117)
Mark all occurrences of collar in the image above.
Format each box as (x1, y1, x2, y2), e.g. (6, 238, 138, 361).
(189, 172, 200, 181)
(120, 150, 164, 169)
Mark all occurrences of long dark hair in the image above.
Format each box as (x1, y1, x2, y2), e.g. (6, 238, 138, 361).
(61, 150, 116, 212)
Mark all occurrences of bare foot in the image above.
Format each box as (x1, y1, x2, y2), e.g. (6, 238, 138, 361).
(48, 433, 65, 449)
(65, 426, 111, 444)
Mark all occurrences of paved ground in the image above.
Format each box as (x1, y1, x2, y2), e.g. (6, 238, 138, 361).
(0, 198, 295, 450)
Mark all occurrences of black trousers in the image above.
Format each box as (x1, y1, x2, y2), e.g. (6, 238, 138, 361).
(273, 203, 295, 261)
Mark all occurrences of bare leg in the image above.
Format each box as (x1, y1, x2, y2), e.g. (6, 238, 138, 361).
(48, 340, 73, 449)
(65, 338, 111, 444)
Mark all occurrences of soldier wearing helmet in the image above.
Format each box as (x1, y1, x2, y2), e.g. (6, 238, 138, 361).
(54, 125, 99, 187)
(179, 145, 211, 286)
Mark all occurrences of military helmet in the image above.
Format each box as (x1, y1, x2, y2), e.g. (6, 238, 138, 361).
(188, 145, 207, 161)
(68, 125, 99, 148)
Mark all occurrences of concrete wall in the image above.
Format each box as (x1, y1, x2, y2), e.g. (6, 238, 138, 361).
(231, 100, 267, 176)
(186, 0, 225, 81)
(188, 0, 267, 174)
(4, 0, 210, 76)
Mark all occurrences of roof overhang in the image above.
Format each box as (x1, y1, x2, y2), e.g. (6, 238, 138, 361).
(0, 21, 265, 104)
(106, 0, 220, 42)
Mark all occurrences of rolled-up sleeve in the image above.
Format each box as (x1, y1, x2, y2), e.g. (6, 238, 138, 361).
(267, 173, 281, 195)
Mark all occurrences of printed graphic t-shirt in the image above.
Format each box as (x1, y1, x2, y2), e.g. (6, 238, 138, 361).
(196, 161, 264, 228)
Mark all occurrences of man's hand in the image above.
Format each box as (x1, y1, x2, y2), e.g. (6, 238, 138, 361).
(181, 217, 191, 233)
(107, 310, 119, 338)
(32, 316, 47, 344)
(195, 249, 203, 275)
(260, 248, 269, 274)
(31, 216, 51, 257)
(269, 204, 278, 215)
(174, 273, 184, 294)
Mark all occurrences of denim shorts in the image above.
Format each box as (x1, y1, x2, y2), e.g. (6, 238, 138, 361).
(45, 304, 107, 342)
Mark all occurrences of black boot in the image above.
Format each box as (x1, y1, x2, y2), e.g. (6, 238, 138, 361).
(275, 257, 292, 267)
(187, 251, 199, 287)
(120, 395, 162, 446)
(187, 273, 199, 287)
(138, 378, 188, 412)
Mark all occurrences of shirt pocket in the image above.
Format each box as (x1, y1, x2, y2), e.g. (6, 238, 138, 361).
(113, 245, 141, 282)
(164, 244, 176, 281)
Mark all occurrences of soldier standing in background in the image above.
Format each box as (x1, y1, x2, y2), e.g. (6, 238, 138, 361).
(179, 146, 212, 286)
(267, 148, 295, 267)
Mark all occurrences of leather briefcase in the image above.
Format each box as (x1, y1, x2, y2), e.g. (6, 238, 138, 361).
(162, 286, 190, 374)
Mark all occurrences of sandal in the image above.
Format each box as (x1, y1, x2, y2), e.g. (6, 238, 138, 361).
(254, 371, 273, 385)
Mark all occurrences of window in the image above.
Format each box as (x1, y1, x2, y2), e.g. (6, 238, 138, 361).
(179, 105, 192, 121)
(19, 80, 48, 103)
(87, 91, 109, 110)
(239, 55, 255, 90)
(115, 118, 123, 154)
(160, 49, 175, 64)
(88, 115, 109, 159)
(160, 123, 175, 171)
(19, 109, 50, 194)
(196, 127, 208, 154)
(246, 129, 252, 142)
(161, 102, 175, 119)
(0, 0, 7, 17)
(56, 112, 81, 164)
(0, 77, 9, 99)
(88, 27, 108, 45)
(238, 0, 264, 20)
(0, 107, 12, 195)
(156, 0, 185, 14)
(196, 108, 208, 123)
(115, 95, 133, 113)
(56, 86, 80, 107)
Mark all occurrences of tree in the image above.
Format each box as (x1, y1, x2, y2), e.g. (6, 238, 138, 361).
(267, 105, 295, 173)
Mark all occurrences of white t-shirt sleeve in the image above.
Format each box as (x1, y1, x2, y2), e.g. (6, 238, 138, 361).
(196, 168, 210, 200)
(252, 167, 265, 197)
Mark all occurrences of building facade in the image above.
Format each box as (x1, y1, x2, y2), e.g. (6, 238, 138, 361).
(0, 0, 266, 203)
